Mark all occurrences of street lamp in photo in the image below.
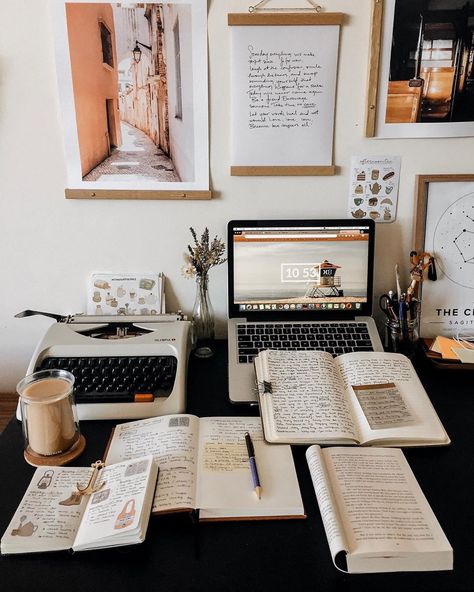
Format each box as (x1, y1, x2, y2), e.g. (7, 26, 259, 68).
(132, 40, 152, 64)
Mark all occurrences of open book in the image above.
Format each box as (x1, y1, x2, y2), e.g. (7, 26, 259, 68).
(306, 446, 453, 573)
(104, 414, 304, 521)
(1, 456, 158, 555)
(254, 350, 449, 446)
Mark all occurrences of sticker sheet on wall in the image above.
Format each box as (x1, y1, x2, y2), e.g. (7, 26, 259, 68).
(348, 155, 401, 223)
(87, 273, 165, 316)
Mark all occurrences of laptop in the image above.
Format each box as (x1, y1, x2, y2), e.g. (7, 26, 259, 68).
(227, 219, 384, 404)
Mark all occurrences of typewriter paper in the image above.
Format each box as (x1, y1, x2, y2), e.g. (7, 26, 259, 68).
(87, 272, 165, 315)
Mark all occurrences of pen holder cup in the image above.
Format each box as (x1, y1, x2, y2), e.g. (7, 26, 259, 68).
(384, 318, 419, 359)
(17, 369, 86, 467)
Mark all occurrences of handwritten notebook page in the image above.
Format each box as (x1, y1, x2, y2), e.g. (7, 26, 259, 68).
(231, 24, 339, 167)
(196, 416, 304, 519)
(105, 415, 200, 513)
(258, 350, 357, 443)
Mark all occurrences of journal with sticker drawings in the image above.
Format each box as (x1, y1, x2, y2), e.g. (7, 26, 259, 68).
(1, 456, 158, 555)
(254, 350, 449, 446)
(104, 414, 305, 521)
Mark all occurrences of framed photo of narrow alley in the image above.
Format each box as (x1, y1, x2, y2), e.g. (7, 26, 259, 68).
(413, 174, 474, 338)
(366, 0, 474, 138)
(52, 0, 211, 200)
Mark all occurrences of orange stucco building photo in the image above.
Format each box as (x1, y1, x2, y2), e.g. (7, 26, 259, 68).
(64, 2, 195, 183)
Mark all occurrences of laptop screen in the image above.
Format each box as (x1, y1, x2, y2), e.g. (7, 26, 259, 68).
(228, 219, 375, 319)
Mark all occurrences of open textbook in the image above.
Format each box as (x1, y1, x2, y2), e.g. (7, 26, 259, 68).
(1, 456, 158, 555)
(104, 415, 305, 520)
(254, 350, 450, 446)
(306, 446, 453, 573)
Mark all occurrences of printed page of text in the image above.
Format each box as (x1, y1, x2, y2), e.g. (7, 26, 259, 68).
(306, 445, 348, 569)
(323, 447, 452, 558)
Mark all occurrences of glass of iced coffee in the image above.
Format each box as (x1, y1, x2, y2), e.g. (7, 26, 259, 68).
(17, 369, 85, 466)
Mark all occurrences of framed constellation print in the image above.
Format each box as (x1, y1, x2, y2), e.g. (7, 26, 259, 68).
(414, 174, 474, 338)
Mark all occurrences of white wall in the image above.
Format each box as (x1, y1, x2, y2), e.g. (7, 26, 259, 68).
(1, 0, 473, 392)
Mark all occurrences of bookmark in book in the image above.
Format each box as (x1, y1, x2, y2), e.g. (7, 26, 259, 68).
(76, 460, 106, 496)
(258, 380, 273, 395)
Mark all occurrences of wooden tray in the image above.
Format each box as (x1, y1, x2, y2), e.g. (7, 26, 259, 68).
(421, 338, 474, 371)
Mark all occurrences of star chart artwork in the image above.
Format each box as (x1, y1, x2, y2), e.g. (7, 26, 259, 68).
(432, 191, 474, 289)
(419, 180, 474, 338)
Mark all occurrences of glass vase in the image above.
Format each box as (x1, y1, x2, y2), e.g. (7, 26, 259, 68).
(192, 274, 215, 358)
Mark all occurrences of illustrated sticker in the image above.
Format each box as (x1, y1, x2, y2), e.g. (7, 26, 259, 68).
(87, 272, 165, 315)
(59, 491, 83, 506)
(11, 515, 38, 537)
(348, 156, 401, 223)
(125, 460, 149, 477)
(91, 488, 111, 505)
(37, 469, 54, 490)
(114, 499, 136, 529)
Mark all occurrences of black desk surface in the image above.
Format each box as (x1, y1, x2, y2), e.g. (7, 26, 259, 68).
(0, 342, 473, 592)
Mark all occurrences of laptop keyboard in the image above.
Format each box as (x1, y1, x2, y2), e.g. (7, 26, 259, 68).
(237, 322, 373, 363)
(37, 356, 177, 403)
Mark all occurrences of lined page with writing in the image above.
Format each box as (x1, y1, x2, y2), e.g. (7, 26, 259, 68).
(0, 466, 91, 554)
(105, 415, 200, 513)
(196, 417, 304, 519)
(73, 456, 157, 551)
(257, 350, 357, 444)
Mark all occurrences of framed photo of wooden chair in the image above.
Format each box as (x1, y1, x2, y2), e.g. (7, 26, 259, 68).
(365, 0, 474, 138)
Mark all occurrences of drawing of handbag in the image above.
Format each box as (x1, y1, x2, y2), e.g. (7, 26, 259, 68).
(114, 499, 136, 529)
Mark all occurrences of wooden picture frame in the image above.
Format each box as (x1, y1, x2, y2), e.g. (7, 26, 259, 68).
(413, 174, 474, 338)
(228, 12, 344, 176)
(365, 0, 384, 138)
(365, 0, 474, 139)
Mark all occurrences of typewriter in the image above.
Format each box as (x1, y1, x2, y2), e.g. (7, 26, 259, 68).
(16, 310, 192, 420)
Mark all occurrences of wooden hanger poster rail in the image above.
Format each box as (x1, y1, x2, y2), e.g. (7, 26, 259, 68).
(228, 12, 344, 176)
(65, 189, 212, 200)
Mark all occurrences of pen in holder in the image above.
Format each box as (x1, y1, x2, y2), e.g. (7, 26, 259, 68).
(383, 298, 420, 359)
